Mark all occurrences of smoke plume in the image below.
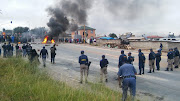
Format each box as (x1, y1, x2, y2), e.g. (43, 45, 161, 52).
(47, 0, 94, 37)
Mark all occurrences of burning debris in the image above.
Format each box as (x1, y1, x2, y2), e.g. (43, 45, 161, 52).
(42, 36, 55, 44)
(46, 0, 94, 37)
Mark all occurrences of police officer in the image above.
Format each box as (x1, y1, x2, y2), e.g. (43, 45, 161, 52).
(118, 50, 127, 67)
(166, 48, 174, 71)
(174, 47, 179, 68)
(155, 50, 161, 70)
(117, 59, 137, 101)
(100, 55, 109, 83)
(79, 51, 88, 84)
(127, 52, 134, 65)
(148, 49, 156, 73)
(40, 46, 48, 67)
(138, 49, 146, 75)
(2, 43, 7, 58)
(50, 44, 56, 64)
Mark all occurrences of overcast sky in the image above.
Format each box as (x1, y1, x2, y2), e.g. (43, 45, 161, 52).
(0, 0, 180, 36)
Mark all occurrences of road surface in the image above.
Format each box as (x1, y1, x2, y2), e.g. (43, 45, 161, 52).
(33, 43, 180, 101)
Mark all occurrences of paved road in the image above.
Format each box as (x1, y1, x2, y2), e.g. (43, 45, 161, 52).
(33, 43, 180, 101)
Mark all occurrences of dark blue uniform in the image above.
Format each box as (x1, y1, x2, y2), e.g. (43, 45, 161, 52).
(149, 51, 155, 60)
(167, 51, 174, 59)
(128, 56, 134, 64)
(118, 54, 127, 67)
(100, 59, 109, 68)
(155, 52, 161, 70)
(40, 49, 48, 58)
(79, 54, 88, 65)
(138, 52, 146, 74)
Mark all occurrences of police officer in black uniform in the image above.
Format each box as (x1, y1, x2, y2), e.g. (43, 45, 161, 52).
(174, 47, 179, 68)
(155, 50, 161, 70)
(118, 50, 127, 67)
(138, 49, 146, 75)
(166, 48, 174, 71)
(127, 52, 134, 65)
(79, 51, 88, 83)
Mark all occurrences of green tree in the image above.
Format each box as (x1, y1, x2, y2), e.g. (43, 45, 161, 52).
(109, 33, 117, 38)
(13, 27, 29, 34)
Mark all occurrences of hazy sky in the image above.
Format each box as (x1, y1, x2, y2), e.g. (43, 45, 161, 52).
(0, 0, 180, 36)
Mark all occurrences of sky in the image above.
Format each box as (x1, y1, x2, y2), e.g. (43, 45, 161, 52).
(0, 0, 180, 36)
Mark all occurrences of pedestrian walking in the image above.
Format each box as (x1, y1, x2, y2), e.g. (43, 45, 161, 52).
(160, 43, 163, 50)
(40, 46, 48, 67)
(100, 55, 109, 83)
(50, 44, 56, 64)
(10, 44, 14, 57)
(155, 50, 161, 70)
(117, 59, 137, 101)
(127, 52, 134, 65)
(174, 47, 179, 68)
(165, 48, 174, 71)
(2, 43, 7, 58)
(30, 49, 39, 63)
(78, 51, 88, 84)
(148, 49, 156, 73)
(22, 44, 27, 57)
(138, 49, 146, 75)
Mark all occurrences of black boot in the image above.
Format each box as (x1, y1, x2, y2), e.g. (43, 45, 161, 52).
(148, 70, 152, 73)
(175, 66, 178, 68)
(171, 68, 173, 71)
(165, 68, 169, 71)
(153, 69, 155, 73)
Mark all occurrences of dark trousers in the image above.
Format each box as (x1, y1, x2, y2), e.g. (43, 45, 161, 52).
(156, 60, 160, 70)
(139, 63, 144, 74)
(51, 53, 55, 63)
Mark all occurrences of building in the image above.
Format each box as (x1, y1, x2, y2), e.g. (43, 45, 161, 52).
(147, 35, 164, 41)
(71, 26, 96, 39)
(127, 37, 145, 41)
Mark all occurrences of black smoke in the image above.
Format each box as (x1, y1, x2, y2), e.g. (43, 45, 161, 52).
(47, 0, 94, 37)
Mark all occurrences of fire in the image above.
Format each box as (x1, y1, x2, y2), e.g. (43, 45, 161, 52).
(42, 36, 48, 44)
(51, 39, 55, 44)
(18, 42, 21, 44)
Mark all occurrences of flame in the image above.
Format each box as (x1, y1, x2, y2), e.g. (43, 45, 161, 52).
(51, 39, 55, 44)
(18, 42, 21, 44)
(42, 36, 48, 44)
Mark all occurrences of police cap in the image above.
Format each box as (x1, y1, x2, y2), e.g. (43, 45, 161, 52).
(81, 50, 84, 54)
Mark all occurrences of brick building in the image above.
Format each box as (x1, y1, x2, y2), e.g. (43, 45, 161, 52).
(71, 26, 96, 39)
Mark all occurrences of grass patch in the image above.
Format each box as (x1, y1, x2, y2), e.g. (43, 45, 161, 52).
(0, 58, 133, 101)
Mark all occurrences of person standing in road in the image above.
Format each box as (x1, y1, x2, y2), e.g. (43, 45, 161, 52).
(7, 42, 11, 57)
(2, 43, 7, 58)
(79, 51, 88, 84)
(138, 49, 146, 75)
(22, 44, 27, 57)
(155, 50, 161, 71)
(160, 43, 163, 50)
(10, 44, 14, 57)
(127, 52, 134, 65)
(15, 43, 19, 57)
(118, 50, 127, 68)
(166, 48, 174, 71)
(40, 46, 48, 67)
(50, 44, 56, 64)
(117, 59, 137, 101)
(148, 49, 156, 73)
(100, 55, 109, 83)
(174, 47, 179, 68)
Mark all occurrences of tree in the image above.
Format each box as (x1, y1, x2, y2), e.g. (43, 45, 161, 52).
(13, 27, 29, 34)
(109, 33, 117, 38)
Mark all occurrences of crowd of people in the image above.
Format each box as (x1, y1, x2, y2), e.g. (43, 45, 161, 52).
(0, 43, 57, 68)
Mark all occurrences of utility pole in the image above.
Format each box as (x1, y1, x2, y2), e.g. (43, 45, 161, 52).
(84, 25, 85, 43)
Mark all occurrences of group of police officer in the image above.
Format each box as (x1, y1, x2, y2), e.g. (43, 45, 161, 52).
(78, 47, 180, 101)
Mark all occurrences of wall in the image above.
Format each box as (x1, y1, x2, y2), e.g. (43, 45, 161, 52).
(129, 41, 180, 51)
(71, 29, 96, 39)
(96, 39, 121, 46)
